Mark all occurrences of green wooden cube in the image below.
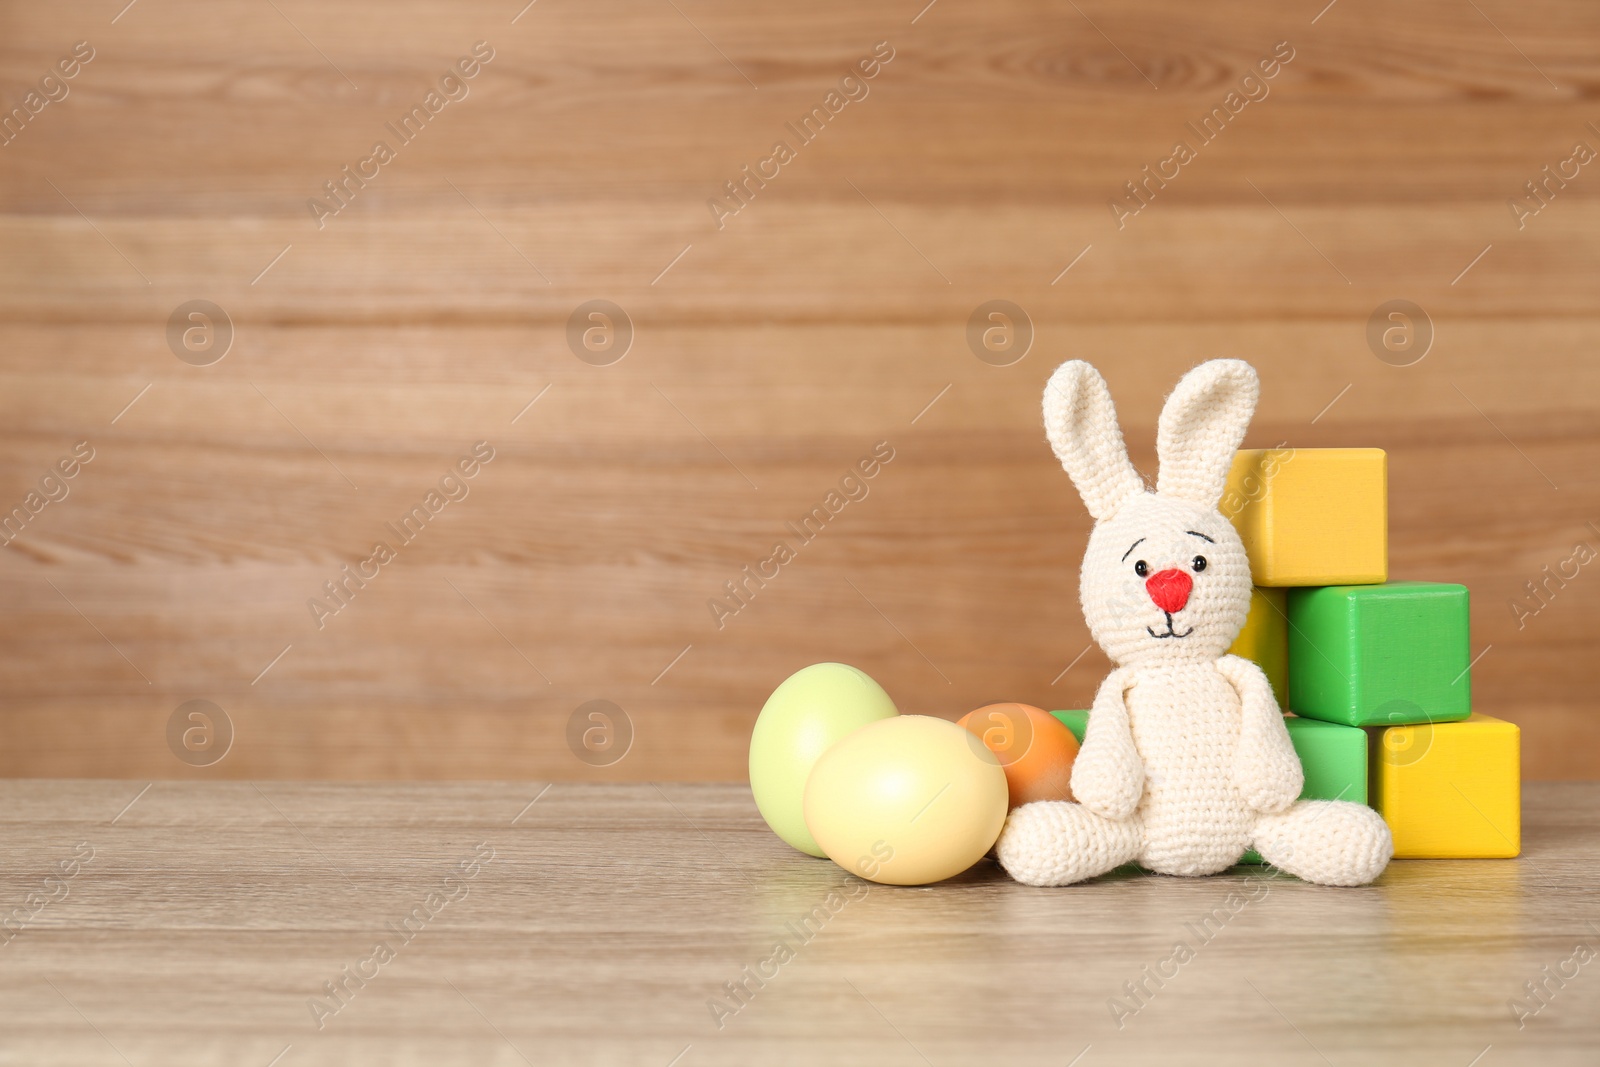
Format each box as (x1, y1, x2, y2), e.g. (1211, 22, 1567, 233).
(1284, 716, 1370, 805)
(1287, 581, 1472, 727)
(1052, 710, 1368, 865)
(1050, 709, 1088, 743)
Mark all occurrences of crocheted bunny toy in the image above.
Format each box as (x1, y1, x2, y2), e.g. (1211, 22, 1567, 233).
(996, 359, 1392, 887)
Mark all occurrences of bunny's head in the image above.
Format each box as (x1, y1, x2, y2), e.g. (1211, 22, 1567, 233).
(1043, 359, 1258, 668)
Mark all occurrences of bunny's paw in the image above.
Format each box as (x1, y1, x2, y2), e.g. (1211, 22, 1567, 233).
(1068, 737, 1143, 821)
(1236, 738, 1304, 814)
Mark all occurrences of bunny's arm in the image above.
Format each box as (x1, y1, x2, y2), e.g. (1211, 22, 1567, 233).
(1218, 655, 1303, 813)
(1069, 667, 1144, 821)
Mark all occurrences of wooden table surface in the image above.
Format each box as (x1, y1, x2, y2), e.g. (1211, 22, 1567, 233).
(1, 780, 1595, 1065)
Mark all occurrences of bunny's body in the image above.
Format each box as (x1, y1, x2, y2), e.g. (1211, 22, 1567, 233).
(1123, 661, 1259, 874)
(996, 360, 1393, 887)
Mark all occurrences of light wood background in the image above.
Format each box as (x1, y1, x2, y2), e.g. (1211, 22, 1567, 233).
(0, 780, 1595, 1064)
(1, 0, 1597, 780)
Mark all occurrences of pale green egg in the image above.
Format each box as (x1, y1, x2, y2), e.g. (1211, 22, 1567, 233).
(749, 663, 898, 856)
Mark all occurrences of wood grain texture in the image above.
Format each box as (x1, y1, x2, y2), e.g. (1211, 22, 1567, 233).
(0, 780, 1595, 1065)
(1, 1, 1598, 779)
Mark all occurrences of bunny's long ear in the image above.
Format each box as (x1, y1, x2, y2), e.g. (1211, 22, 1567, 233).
(1042, 360, 1144, 521)
(1155, 359, 1259, 506)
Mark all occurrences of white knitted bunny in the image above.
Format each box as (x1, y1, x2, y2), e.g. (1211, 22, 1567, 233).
(996, 359, 1393, 887)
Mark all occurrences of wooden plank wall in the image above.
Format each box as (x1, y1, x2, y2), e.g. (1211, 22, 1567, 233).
(0, 0, 1596, 780)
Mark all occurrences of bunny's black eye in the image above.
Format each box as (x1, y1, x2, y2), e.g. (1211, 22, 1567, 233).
(1134, 560, 1149, 577)
(1192, 556, 1207, 572)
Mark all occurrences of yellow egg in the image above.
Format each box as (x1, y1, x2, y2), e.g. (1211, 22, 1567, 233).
(803, 715, 1008, 886)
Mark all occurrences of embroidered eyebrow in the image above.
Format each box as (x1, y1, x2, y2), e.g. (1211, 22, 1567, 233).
(1186, 531, 1215, 543)
(1121, 537, 1146, 562)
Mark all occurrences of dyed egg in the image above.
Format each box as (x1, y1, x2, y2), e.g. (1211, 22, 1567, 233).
(957, 702, 1080, 809)
(749, 663, 899, 857)
(803, 715, 1008, 885)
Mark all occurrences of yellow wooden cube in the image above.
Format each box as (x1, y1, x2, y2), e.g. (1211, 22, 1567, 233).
(1228, 587, 1287, 707)
(1370, 713, 1520, 858)
(1223, 448, 1387, 586)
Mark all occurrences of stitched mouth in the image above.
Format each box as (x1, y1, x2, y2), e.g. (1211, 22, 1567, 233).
(1146, 611, 1193, 639)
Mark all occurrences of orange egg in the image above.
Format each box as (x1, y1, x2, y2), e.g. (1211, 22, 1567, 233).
(956, 703, 1079, 808)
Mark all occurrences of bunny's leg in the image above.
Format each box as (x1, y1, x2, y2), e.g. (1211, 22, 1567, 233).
(995, 801, 1143, 886)
(1252, 800, 1393, 887)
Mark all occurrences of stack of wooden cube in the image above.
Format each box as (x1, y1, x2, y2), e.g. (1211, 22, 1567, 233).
(1055, 447, 1520, 861)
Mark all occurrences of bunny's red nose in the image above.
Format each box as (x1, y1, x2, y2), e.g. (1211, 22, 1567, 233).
(1145, 569, 1193, 614)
